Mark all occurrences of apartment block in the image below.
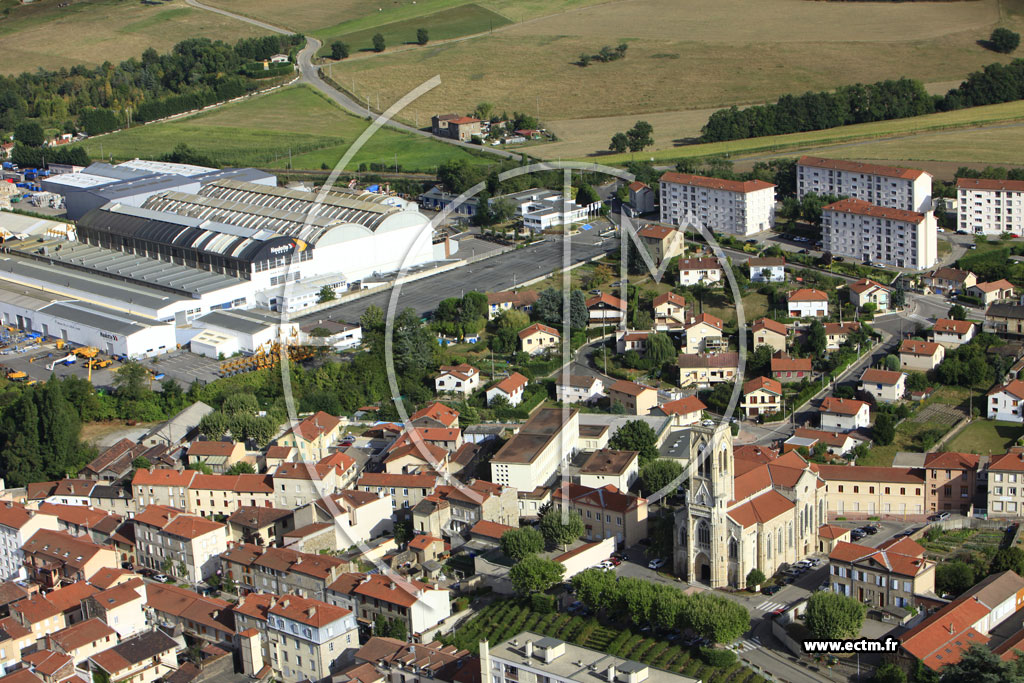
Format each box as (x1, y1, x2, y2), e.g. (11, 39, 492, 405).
(659, 172, 775, 236)
(924, 451, 979, 514)
(828, 536, 935, 609)
(988, 449, 1024, 516)
(956, 177, 1024, 235)
(822, 198, 937, 270)
(797, 156, 932, 213)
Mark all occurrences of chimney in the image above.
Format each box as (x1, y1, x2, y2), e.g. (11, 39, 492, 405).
(948, 623, 955, 634)
(524, 640, 533, 658)
(607, 666, 616, 683)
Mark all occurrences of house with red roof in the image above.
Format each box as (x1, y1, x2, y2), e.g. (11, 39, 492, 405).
(859, 367, 907, 403)
(771, 355, 812, 383)
(848, 278, 892, 312)
(923, 267, 977, 296)
(829, 537, 934, 613)
(748, 256, 785, 283)
(411, 402, 460, 429)
(752, 317, 788, 354)
(741, 376, 782, 419)
(82, 578, 146, 639)
(988, 379, 1024, 422)
(629, 183, 657, 216)
(434, 363, 480, 397)
(684, 312, 725, 354)
(186, 440, 246, 474)
(0, 500, 60, 581)
(987, 449, 1024, 517)
(924, 452, 979, 515)
(637, 222, 684, 263)
(657, 395, 706, 427)
(518, 323, 559, 356)
(820, 397, 870, 433)
(784, 427, 858, 458)
(606, 379, 658, 416)
(144, 582, 235, 644)
(326, 572, 450, 637)
(653, 291, 688, 330)
(615, 329, 650, 355)
(586, 293, 626, 325)
(823, 321, 861, 351)
(933, 318, 976, 347)
(787, 289, 829, 318)
(968, 279, 1016, 306)
(277, 410, 343, 452)
(431, 114, 482, 141)
(552, 483, 647, 547)
(486, 372, 529, 407)
(45, 618, 116, 668)
(88, 630, 178, 683)
(676, 257, 723, 287)
(899, 339, 945, 372)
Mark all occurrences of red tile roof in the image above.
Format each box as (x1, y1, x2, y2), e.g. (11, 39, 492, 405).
(788, 288, 828, 302)
(660, 396, 706, 415)
(491, 372, 528, 395)
(187, 441, 237, 457)
(328, 573, 439, 609)
(637, 224, 674, 239)
(728, 490, 795, 528)
(772, 357, 812, 373)
(291, 411, 341, 442)
(552, 483, 645, 515)
(132, 468, 196, 487)
(518, 322, 559, 339)
(0, 501, 45, 530)
(23, 650, 71, 676)
(860, 368, 904, 385)
(753, 317, 788, 336)
(933, 318, 975, 335)
(924, 451, 979, 470)
(816, 464, 924, 484)
(825, 197, 925, 223)
(972, 279, 1015, 293)
(357, 472, 438, 489)
(46, 581, 98, 612)
(991, 379, 1024, 400)
(12, 593, 60, 624)
(468, 520, 517, 540)
(818, 524, 849, 540)
(653, 291, 686, 308)
(900, 339, 941, 356)
(162, 513, 224, 540)
(686, 312, 723, 330)
(608, 379, 656, 397)
(90, 578, 145, 610)
(660, 171, 775, 194)
(586, 293, 626, 311)
(820, 397, 868, 416)
(678, 257, 722, 272)
(848, 278, 889, 294)
(48, 618, 116, 652)
(823, 322, 860, 336)
(411, 402, 460, 427)
(957, 177, 1024, 192)
(798, 156, 927, 180)
(743, 376, 781, 395)
(990, 451, 1024, 472)
(145, 582, 234, 635)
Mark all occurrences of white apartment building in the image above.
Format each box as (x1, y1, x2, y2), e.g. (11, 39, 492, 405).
(0, 502, 60, 580)
(490, 408, 579, 491)
(957, 177, 1024, 235)
(658, 172, 775, 236)
(797, 156, 932, 213)
(822, 198, 937, 270)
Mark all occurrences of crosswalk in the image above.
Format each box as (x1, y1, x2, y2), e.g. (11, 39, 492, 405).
(755, 600, 786, 612)
(732, 637, 761, 654)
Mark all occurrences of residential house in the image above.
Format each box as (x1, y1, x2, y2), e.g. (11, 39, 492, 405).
(771, 355, 812, 383)
(606, 380, 658, 416)
(187, 473, 276, 518)
(226, 506, 293, 545)
(433, 364, 480, 397)
(819, 397, 870, 433)
(784, 428, 857, 457)
(616, 330, 650, 355)
(431, 115, 482, 141)
(290, 490, 394, 549)
(355, 473, 439, 515)
(555, 375, 604, 404)
(683, 313, 725, 354)
(752, 318, 788, 354)
(817, 465, 925, 518)
(45, 618, 117, 667)
(10, 594, 65, 641)
(828, 537, 935, 609)
(657, 395, 707, 427)
(21, 529, 116, 589)
(35, 503, 122, 546)
(132, 468, 196, 510)
(586, 293, 626, 325)
(859, 368, 906, 403)
(415, 480, 518, 534)
(186, 440, 246, 474)
(273, 452, 357, 509)
(933, 319, 976, 347)
(848, 278, 891, 312)
(144, 582, 235, 645)
(823, 322, 861, 351)
(899, 339, 945, 372)
(468, 520, 518, 547)
(80, 439, 146, 482)
(276, 411, 343, 456)
(817, 525, 851, 554)
(88, 630, 180, 683)
(133, 505, 227, 583)
(985, 303, 1024, 337)
(968, 279, 1016, 306)
(629, 183, 658, 216)
(748, 257, 785, 283)
(219, 544, 345, 600)
(518, 323, 559, 356)
(325, 573, 450, 638)
(81, 578, 146, 639)
(410, 402, 460, 429)
(0, 502, 60, 580)
(787, 289, 829, 318)
(677, 257, 723, 287)
(486, 372, 528, 407)
(922, 267, 977, 296)
(352, 637, 471, 683)
(741, 376, 782, 419)
(44, 580, 97, 626)
(924, 451, 979, 514)
(578, 450, 639, 491)
(676, 352, 739, 388)
(552, 483, 648, 547)
(637, 224, 684, 264)
(653, 291, 688, 330)
(485, 291, 538, 321)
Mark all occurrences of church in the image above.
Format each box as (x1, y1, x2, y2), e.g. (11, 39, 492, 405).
(673, 423, 827, 589)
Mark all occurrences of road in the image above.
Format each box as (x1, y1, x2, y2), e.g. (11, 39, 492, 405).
(184, 0, 520, 162)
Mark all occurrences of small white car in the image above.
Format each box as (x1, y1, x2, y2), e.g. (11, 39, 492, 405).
(648, 558, 666, 570)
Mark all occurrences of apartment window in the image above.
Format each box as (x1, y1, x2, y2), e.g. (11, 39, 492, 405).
(944, 486, 952, 496)
(885, 487, 890, 495)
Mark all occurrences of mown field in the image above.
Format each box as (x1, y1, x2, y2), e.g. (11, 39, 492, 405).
(326, 0, 1021, 128)
(81, 85, 494, 172)
(0, 0, 269, 75)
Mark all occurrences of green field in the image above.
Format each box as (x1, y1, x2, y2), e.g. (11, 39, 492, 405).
(82, 85, 494, 172)
(944, 420, 1024, 455)
(315, 3, 510, 55)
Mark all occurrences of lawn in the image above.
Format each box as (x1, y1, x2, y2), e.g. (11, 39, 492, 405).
(944, 419, 1024, 455)
(0, 0, 269, 75)
(82, 84, 494, 172)
(704, 292, 770, 328)
(325, 0, 1023, 131)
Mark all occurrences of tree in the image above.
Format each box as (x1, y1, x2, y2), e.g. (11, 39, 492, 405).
(746, 568, 766, 588)
(639, 459, 683, 496)
(474, 102, 494, 121)
(681, 592, 751, 643)
(936, 560, 976, 597)
(646, 333, 676, 370)
(386, 618, 407, 641)
(871, 661, 907, 683)
(907, 371, 928, 392)
(113, 362, 150, 403)
(990, 28, 1021, 54)
(949, 304, 968, 321)
(508, 556, 565, 594)
(804, 591, 865, 640)
(226, 461, 256, 475)
(939, 643, 1022, 682)
(198, 411, 230, 439)
(14, 122, 44, 147)
(609, 132, 628, 154)
(499, 527, 545, 561)
(361, 305, 385, 337)
(161, 557, 175, 575)
(609, 420, 659, 464)
(133, 456, 152, 469)
(221, 574, 236, 594)
(626, 121, 654, 152)
(393, 520, 412, 545)
(414, 28, 429, 45)
(575, 183, 600, 206)
(372, 33, 386, 52)
(188, 461, 213, 475)
(884, 354, 900, 372)
(330, 41, 349, 60)
(317, 285, 336, 303)
(578, 53, 592, 67)
(873, 413, 896, 446)
(806, 320, 827, 357)
(539, 508, 585, 549)
(990, 547, 1024, 576)
(373, 614, 390, 636)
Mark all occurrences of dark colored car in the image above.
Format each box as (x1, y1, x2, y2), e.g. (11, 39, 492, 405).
(762, 585, 782, 596)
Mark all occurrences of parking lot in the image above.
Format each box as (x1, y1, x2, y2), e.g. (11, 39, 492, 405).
(139, 350, 224, 387)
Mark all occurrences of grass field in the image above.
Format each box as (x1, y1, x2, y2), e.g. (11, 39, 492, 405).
(315, 4, 510, 56)
(945, 419, 1024, 455)
(327, 0, 1023, 129)
(0, 0, 269, 75)
(82, 85, 495, 172)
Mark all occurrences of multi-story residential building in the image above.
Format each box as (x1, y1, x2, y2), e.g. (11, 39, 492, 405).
(485, 290, 538, 321)
(985, 302, 1024, 337)
(741, 376, 782, 419)
(848, 278, 891, 312)
(578, 450, 639, 491)
(232, 589, 360, 679)
(276, 411, 343, 457)
(133, 505, 227, 583)
(659, 171, 776, 236)
(82, 578, 146, 639)
(828, 536, 935, 609)
(797, 156, 932, 213)
(21, 529, 116, 589)
(819, 397, 870, 433)
(132, 468, 196, 510)
(490, 408, 579, 492)
(924, 451, 979, 514)
(481, 632, 700, 683)
(859, 368, 906, 403)
(988, 379, 1024, 422)
(326, 573, 450, 639)
(899, 339, 945, 372)
(290, 490, 394, 548)
(653, 291, 688, 331)
(433, 364, 480, 396)
(636, 224, 685, 265)
(272, 453, 357, 509)
(552, 483, 648, 547)
(787, 289, 829, 318)
(354, 473, 439, 515)
(752, 317, 788, 354)
(987, 449, 1024, 516)
(606, 380, 658, 416)
(922, 267, 977, 296)
(676, 352, 739, 388)
(933, 318, 976, 347)
(586, 293, 626, 326)
(816, 465, 925, 518)
(555, 375, 604, 404)
(968, 279, 1016, 306)
(11, 593, 65, 641)
(822, 198, 937, 270)
(658, 395, 707, 427)
(518, 323, 559, 356)
(46, 618, 118, 668)
(0, 502, 60, 581)
(683, 313, 725, 354)
(187, 474, 276, 518)
(771, 356, 812, 384)
(88, 630, 178, 683)
(219, 543, 346, 600)
(421, 480, 518, 534)
(747, 257, 785, 283)
(677, 257, 723, 287)
(956, 177, 1024, 235)
(145, 582, 235, 644)
(823, 322, 861, 351)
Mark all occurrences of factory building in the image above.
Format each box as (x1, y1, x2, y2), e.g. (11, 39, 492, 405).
(192, 308, 300, 353)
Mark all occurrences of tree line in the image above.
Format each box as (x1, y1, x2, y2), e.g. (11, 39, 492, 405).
(700, 59, 1024, 142)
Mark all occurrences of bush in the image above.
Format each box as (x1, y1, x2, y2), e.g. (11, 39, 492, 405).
(530, 593, 556, 614)
(697, 646, 737, 668)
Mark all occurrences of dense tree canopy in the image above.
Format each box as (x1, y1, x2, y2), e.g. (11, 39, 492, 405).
(805, 591, 866, 640)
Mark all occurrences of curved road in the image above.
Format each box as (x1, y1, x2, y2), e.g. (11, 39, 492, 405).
(185, 0, 521, 161)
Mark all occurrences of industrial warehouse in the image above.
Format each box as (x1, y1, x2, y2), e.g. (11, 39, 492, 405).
(0, 158, 453, 367)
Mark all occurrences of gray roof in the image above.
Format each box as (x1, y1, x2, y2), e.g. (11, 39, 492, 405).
(198, 309, 282, 335)
(41, 301, 166, 336)
(987, 303, 1024, 320)
(142, 402, 214, 445)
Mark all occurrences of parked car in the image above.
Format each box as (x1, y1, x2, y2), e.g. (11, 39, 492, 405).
(608, 556, 622, 566)
(937, 512, 951, 521)
(767, 607, 786, 619)
(153, 574, 170, 583)
(648, 558, 666, 570)
(762, 584, 782, 596)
